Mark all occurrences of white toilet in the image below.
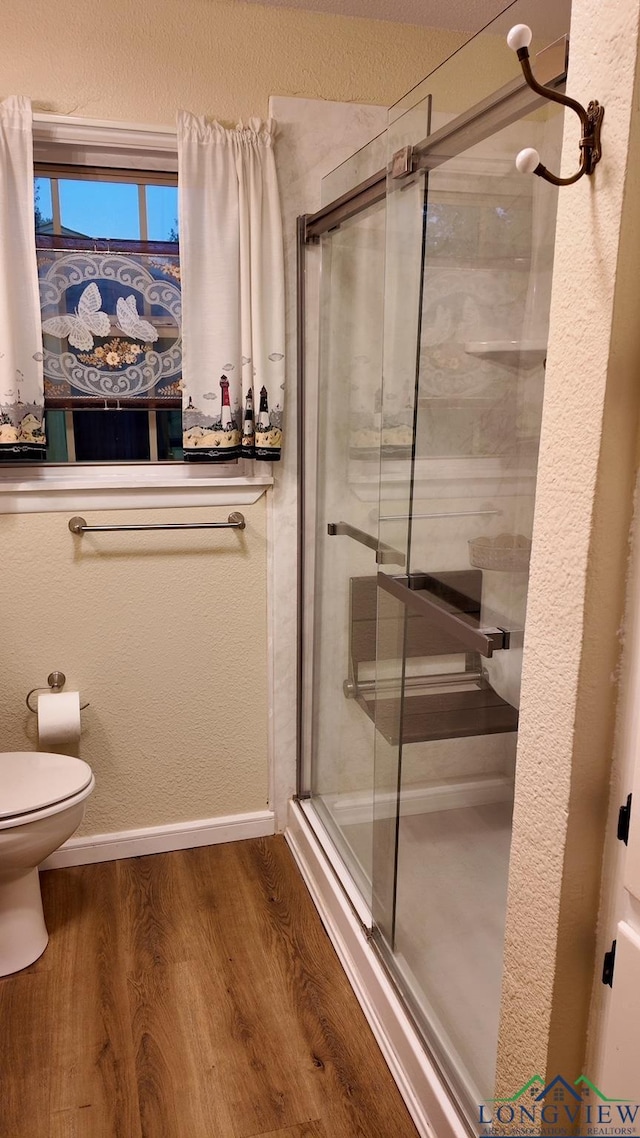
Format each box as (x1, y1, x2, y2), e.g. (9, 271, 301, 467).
(0, 751, 94, 976)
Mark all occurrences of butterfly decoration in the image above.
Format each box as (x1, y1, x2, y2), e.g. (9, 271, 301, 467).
(116, 295, 159, 343)
(42, 285, 159, 353)
(42, 282, 110, 351)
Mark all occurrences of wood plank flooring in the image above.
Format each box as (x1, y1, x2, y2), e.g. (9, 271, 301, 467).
(0, 836, 418, 1138)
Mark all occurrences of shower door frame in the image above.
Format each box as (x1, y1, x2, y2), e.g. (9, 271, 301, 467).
(296, 32, 567, 801)
(293, 33, 568, 1122)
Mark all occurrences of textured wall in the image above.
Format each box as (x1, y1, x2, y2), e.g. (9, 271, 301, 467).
(496, 0, 640, 1091)
(2, 0, 464, 125)
(0, 0, 464, 841)
(0, 505, 268, 835)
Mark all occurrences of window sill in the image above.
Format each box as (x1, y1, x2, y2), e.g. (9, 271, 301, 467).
(0, 465, 274, 513)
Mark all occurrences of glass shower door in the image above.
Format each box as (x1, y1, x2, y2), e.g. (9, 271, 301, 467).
(372, 69, 564, 1110)
(371, 93, 431, 953)
(300, 0, 571, 1117)
(307, 144, 389, 907)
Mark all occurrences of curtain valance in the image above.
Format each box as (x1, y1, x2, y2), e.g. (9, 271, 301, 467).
(178, 112, 286, 462)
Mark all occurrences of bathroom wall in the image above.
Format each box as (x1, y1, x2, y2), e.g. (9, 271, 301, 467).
(2, 0, 465, 126)
(0, 0, 462, 842)
(0, 504, 270, 835)
(0, 3, 467, 839)
(496, 0, 640, 1093)
(0, 98, 388, 847)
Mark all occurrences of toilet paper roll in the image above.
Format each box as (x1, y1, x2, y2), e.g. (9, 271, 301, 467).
(37, 691, 81, 749)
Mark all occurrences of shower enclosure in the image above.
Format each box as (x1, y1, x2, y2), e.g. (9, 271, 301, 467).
(297, 0, 570, 1122)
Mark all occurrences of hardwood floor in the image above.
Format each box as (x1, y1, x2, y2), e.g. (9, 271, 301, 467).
(0, 837, 418, 1138)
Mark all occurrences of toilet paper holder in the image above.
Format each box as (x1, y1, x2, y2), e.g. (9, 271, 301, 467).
(26, 671, 90, 714)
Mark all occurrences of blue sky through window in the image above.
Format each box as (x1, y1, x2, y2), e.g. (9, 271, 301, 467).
(60, 180, 139, 239)
(35, 177, 178, 242)
(35, 177, 52, 223)
(147, 185, 178, 241)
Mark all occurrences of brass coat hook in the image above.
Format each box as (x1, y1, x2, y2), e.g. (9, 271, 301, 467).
(507, 24, 604, 186)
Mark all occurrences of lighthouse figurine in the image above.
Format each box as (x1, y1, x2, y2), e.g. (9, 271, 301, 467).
(258, 385, 270, 431)
(242, 387, 255, 449)
(219, 375, 232, 429)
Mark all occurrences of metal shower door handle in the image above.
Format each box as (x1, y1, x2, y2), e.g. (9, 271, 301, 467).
(328, 522, 405, 567)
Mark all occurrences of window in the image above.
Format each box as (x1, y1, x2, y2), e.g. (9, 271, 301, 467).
(0, 115, 272, 504)
(35, 165, 183, 463)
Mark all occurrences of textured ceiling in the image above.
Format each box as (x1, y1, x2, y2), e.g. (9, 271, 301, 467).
(238, 0, 513, 31)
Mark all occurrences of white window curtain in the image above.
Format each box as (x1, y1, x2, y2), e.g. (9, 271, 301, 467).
(0, 96, 46, 460)
(177, 112, 285, 463)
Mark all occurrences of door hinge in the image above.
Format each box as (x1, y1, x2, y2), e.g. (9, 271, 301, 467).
(617, 792, 632, 845)
(602, 939, 617, 987)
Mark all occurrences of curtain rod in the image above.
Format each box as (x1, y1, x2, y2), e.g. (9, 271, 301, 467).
(33, 112, 176, 136)
(32, 113, 178, 152)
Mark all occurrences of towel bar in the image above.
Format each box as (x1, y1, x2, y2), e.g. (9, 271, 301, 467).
(377, 571, 509, 658)
(68, 512, 246, 534)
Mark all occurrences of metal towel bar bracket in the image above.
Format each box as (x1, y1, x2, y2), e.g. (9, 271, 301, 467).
(68, 512, 246, 535)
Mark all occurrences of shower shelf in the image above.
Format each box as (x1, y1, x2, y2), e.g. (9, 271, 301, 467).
(358, 686, 518, 746)
(347, 572, 519, 746)
(464, 340, 547, 367)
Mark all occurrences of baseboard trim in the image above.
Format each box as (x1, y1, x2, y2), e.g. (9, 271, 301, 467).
(285, 799, 468, 1138)
(41, 809, 276, 869)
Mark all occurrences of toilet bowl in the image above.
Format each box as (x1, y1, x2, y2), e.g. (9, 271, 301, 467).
(0, 751, 94, 976)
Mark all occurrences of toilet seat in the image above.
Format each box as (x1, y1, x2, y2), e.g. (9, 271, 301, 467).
(0, 752, 93, 829)
(0, 775, 96, 830)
